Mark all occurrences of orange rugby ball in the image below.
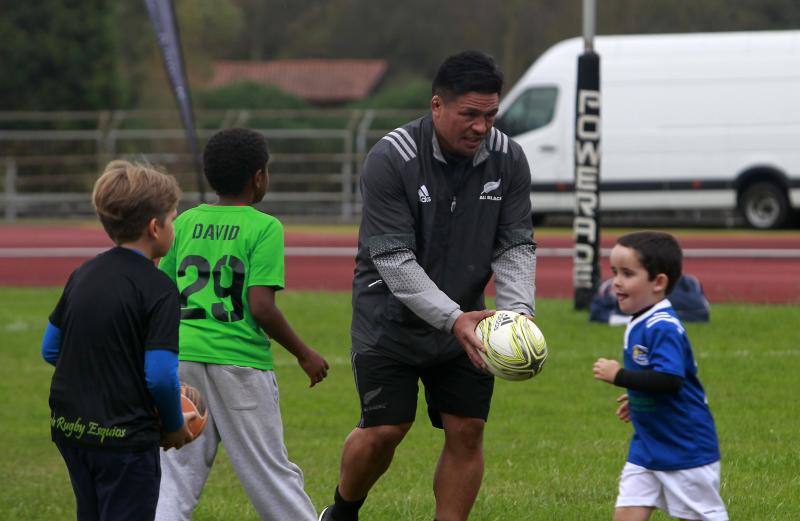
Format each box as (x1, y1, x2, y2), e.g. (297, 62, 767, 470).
(180, 383, 208, 437)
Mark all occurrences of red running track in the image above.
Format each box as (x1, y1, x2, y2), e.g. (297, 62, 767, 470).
(0, 226, 798, 304)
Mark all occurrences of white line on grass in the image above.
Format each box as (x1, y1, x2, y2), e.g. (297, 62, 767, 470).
(577, 349, 800, 360)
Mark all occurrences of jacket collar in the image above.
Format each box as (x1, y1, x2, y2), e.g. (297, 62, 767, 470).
(429, 117, 491, 167)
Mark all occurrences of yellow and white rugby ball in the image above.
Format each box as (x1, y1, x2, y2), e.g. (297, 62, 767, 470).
(475, 310, 548, 381)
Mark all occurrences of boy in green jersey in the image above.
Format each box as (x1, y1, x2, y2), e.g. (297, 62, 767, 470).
(155, 128, 329, 521)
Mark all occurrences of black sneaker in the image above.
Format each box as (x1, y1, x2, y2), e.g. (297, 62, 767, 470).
(318, 505, 334, 521)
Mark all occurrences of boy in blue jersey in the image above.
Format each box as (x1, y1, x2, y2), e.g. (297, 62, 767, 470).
(593, 231, 728, 521)
(42, 161, 194, 521)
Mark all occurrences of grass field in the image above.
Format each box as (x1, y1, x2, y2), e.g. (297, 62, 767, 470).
(1, 288, 798, 520)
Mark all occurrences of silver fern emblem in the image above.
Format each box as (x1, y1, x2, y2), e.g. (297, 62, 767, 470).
(481, 179, 501, 194)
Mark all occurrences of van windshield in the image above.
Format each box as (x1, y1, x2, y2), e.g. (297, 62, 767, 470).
(496, 86, 558, 137)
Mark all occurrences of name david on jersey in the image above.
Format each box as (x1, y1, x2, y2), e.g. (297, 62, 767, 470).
(191, 223, 240, 241)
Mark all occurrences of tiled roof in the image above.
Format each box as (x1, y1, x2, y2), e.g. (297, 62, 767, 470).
(209, 59, 388, 103)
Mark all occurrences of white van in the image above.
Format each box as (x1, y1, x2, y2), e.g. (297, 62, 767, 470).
(496, 30, 800, 228)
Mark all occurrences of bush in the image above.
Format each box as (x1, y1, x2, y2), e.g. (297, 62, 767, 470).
(197, 81, 309, 110)
(351, 76, 431, 110)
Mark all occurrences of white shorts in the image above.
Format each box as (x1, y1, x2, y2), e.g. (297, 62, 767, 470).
(616, 461, 728, 521)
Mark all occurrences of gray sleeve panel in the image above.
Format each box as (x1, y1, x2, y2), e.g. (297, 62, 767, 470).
(493, 228, 536, 258)
(366, 233, 416, 257)
(492, 242, 537, 317)
(372, 248, 463, 332)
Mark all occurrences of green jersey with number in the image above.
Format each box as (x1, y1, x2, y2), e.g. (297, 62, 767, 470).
(159, 204, 285, 370)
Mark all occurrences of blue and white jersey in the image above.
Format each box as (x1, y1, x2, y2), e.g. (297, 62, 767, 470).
(623, 299, 720, 470)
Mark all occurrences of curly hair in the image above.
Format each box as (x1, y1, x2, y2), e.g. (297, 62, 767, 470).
(203, 128, 269, 196)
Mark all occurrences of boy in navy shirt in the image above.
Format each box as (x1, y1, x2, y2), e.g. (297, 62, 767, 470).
(593, 231, 727, 521)
(43, 160, 195, 521)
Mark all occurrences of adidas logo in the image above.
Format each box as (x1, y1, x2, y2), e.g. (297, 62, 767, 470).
(493, 313, 515, 330)
(418, 185, 432, 203)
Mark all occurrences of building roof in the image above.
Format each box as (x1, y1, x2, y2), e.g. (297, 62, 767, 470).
(209, 59, 388, 104)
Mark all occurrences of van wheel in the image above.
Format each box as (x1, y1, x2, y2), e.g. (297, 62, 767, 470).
(739, 182, 789, 229)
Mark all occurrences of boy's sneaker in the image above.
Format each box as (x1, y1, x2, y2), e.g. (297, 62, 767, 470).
(318, 506, 334, 521)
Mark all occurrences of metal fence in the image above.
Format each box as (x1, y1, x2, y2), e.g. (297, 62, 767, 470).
(0, 109, 422, 221)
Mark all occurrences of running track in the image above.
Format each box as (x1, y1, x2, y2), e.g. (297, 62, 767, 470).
(0, 226, 798, 304)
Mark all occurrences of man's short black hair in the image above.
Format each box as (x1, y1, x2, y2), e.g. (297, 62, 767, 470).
(617, 231, 683, 295)
(203, 128, 269, 196)
(432, 50, 504, 100)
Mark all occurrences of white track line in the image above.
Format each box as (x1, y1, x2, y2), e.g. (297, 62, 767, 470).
(0, 246, 798, 259)
(549, 247, 800, 259)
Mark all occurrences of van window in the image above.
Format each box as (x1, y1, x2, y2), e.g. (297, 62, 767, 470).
(497, 86, 558, 136)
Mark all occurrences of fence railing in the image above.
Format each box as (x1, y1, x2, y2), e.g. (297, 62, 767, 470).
(0, 109, 422, 221)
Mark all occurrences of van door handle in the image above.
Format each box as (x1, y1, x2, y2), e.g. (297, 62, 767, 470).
(539, 144, 557, 153)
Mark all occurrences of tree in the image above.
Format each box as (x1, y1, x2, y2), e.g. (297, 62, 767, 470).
(197, 81, 308, 109)
(0, 0, 123, 110)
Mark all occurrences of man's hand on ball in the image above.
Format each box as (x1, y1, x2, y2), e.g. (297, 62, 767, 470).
(452, 309, 495, 371)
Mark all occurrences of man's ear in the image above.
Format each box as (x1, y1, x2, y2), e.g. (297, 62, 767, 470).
(431, 95, 442, 115)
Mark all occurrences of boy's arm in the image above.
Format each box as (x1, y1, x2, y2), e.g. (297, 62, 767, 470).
(247, 285, 329, 387)
(143, 349, 184, 432)
(143, 281, 193, 448)
(41, 322, 62, 366)
(614, 369, 683, 393)
(144, 349, 195, 450)
(593, 358, 683, 393)
(44, 275, 73, 366)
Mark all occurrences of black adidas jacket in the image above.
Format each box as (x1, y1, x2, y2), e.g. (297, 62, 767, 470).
(351, 114, 536, 363)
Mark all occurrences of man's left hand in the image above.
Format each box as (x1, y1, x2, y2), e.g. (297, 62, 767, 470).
(452, 310, 495, 371)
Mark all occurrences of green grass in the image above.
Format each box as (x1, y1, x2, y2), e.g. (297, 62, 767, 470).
(1, 288, 798, 520)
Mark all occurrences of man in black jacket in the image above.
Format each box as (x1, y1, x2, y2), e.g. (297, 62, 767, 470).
(321, 50, 537, 521)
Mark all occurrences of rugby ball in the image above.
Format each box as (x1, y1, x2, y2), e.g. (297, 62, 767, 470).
(475, 310, 548, 381)
(181, 383, 208, 437)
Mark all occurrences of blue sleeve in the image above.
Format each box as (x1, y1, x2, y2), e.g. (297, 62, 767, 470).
(144, 349, 184, 432)
(647, 321, 687, 377)
(41, 322, 62, 366)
